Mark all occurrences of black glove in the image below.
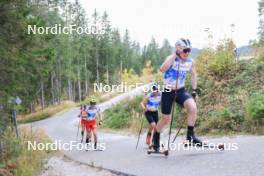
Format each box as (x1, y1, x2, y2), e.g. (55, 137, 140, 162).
(191, 89, 198, 99)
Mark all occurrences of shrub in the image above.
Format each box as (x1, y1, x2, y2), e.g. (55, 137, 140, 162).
(0, 128, 53, 176)
(103, 96, 143, 129)
(246, 93, 264, 120)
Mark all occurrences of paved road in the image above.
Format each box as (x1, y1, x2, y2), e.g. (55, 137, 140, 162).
(28, 84, 264, 176)
(238, 55, 254, 61)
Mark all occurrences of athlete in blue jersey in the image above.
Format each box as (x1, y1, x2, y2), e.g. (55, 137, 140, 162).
(153, 38, 202, 152)
(140, 83, 161, 146)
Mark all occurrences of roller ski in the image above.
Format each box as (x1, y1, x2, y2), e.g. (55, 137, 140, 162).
(203, 143, 224, 150)
(147, 132, 168, 156)
(85, 141, 103, 151)
(147, 144, 168, 156)
(183, 138, 224, 150)
(184, 127, 224, 150)
(86, 148, 103, 152)
(147, 149, 169, 156)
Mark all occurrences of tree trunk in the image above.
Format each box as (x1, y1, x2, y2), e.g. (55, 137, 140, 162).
(106, 63, 109, 85)
(77, 58, 81, 102)
(30, 103, 34, 113)
(40, 80, 45, 110)
(84, 55, 88, 96)
(57, 56, 62, 104)
(78, 80, 81, 102)
(59, 60, 62, 104)
(68, 79, 71, 101)
(56, 76, 60, 104)
(73, 81, 76, 102)
(96, 45, 99, 85)
(77, 59, 82, 102)
(120, 60, 123, 82)
(51, 73, 55, 105)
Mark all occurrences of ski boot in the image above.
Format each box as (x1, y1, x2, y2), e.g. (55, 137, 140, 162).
(94, 142, 97, 150)
(153, 132, 160, 152)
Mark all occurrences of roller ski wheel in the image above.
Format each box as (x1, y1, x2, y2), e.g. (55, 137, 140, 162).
(148, 144, 154, 150)
(216, 144, 225, 150)
(86, 148, 103, 152)
(147, 149, 169, 156)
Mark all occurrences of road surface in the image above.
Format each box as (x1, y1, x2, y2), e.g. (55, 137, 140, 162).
(27, 84, 264, 176)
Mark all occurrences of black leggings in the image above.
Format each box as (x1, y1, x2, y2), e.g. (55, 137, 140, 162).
(145, 111, 159, 124)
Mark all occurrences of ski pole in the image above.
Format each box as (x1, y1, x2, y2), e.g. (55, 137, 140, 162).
(76, 116, 81, 141)
(165, 59, 180, 155)
(136, 113, 144, 149)
(166, 97, 176, 153)
(172, 114, 186, 143)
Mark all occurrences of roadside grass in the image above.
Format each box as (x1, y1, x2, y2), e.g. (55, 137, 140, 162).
(17, 101, 75, 124)
(17, 90, 124, 125)
(0, 127, 55, 176)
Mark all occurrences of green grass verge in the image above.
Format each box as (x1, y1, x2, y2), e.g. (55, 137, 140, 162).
(17, 101, 75, 124)
(0, 127, 55, 176)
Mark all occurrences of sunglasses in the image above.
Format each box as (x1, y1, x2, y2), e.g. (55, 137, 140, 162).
(183, 48, 191, 53)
